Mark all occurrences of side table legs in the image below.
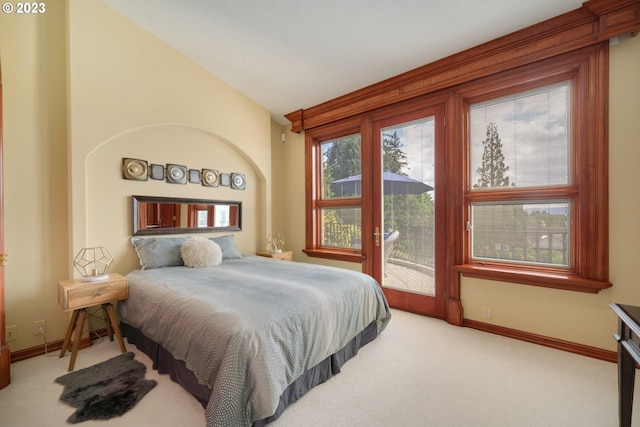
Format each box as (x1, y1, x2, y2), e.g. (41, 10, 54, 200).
(59, 309, 86, 371)
(101, 304, 114, 341)
(103, 303, 126, 353)
(59, 303, 126, 372)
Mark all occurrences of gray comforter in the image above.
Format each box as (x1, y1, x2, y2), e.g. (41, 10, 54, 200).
(118, 255, 391, 426)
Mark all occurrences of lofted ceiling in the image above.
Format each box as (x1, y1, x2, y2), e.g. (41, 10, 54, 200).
(102, 0, 585, 125)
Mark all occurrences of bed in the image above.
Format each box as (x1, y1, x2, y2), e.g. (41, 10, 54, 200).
(117, 235, 391, 426)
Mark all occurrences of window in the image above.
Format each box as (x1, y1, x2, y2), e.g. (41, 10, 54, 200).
(470, 201, 571, 267)
(302, 46, 609, 293)
(455, 46, 610, 293)
(468, 82, 571, 268)
(320, 134, 362, 251)
(294, 6, 626, 321)
(304, 127, 365, 262)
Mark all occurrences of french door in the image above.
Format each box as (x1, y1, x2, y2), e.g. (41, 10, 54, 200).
(369, 105, 445, 317)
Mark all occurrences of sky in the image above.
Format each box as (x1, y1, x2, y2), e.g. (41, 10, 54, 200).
(469, 82, 570, 188)
(383, 81, 570, 194)
(328, 80, 569, 204)
(383, 117, 435, 192)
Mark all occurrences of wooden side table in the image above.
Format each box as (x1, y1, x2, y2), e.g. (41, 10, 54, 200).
(256, 251, 293, 261)
(58, 273, 129, 371)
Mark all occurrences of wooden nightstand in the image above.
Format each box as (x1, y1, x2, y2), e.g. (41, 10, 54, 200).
(57, 273, 129, 371)
(256, 251, 293, 261)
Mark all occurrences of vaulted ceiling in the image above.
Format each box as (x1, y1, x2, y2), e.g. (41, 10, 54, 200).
(102, 0, 584, 124)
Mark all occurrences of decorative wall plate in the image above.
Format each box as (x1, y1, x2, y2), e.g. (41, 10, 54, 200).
(166, 164, 188, 184)
(231, 173, 246, 190)
(122, 158, 148, 181)
(219, 173, 231, 187)
(202, 169, 219, 187)
(150, 164, 164, 180)
(189, 169, 201, 184)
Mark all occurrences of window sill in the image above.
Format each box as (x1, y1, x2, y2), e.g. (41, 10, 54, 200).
(303, 248, 365, 263)
(453, 263, 612, 294)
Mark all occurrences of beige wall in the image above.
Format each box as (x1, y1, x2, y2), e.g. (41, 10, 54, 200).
(1, 1, 70, 351)
(1, 0, 638, 356)
(275, 35, 640, 352)
(68, 0, 272, 272)
(1, 0, 272, 352)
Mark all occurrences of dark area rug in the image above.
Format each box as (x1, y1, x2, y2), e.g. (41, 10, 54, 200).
(55, 352, 157, 424)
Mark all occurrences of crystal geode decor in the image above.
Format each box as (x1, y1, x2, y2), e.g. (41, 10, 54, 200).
(266, 233, 285, 253)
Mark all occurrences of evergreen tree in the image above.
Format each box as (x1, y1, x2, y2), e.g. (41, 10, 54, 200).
(382, 131, 408, 174)
(323, 135, 361, 198)
(476, 122, 510, 188)
(323, 135, 361, 181)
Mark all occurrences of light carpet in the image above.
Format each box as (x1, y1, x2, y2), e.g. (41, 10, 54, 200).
(1, 309, 638, 426)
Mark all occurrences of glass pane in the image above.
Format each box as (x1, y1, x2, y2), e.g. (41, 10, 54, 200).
(381, 118, 435, 296)
(197, 210, 208, 227)
(321, 207, 362, 248)
(214, 205, 230, 227)
(469, 82, 570, 189)
(322, 134, 361, 199)
(471, 201, 570, 267)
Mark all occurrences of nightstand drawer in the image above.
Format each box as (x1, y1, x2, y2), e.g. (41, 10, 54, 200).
(58, 274, 128, 311)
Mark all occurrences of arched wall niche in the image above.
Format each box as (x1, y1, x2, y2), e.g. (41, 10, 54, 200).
(83, 123, 264, 274)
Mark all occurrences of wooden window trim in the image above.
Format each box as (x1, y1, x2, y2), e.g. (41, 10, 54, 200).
(291, 0, 638, 317)
(286, 0, 640, 132)
(451, 45, 611, 294)
(452, 263, 611, 294)
(302, 120, 367, 262)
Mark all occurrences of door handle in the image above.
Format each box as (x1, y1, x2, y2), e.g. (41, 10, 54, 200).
(374, 227, 383, 247)
(0, 254, 6, 266)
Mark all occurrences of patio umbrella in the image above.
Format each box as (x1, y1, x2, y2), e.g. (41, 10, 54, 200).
(330, 171, 433, 197)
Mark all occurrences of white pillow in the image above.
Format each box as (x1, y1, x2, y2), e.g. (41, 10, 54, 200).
(181, 236, 222, 268)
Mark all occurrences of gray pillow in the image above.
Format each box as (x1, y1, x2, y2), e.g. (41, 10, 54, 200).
(131, 236, 191, 269)
(209, 235, 243, 259)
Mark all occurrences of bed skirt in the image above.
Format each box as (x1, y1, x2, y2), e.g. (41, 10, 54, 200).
(120, 321, 379, 425)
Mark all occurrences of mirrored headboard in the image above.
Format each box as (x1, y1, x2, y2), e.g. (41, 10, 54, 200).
(132, 195, 242, 236)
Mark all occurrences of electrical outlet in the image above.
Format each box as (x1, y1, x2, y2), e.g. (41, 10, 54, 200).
(482, 307, 492, 319)
(33, 319, 46, 336)
(6, 325, 17, 342)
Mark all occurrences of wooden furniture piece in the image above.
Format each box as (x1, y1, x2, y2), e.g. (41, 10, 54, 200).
(0, 80, 9, 389)
(256, 251, 292, 261)
(610, 303, 640, 427)
(58, 273, 129, 371)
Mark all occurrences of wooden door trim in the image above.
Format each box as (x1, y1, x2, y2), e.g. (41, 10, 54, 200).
(0, 65, 10, 389)
(366, 104, 446, 318)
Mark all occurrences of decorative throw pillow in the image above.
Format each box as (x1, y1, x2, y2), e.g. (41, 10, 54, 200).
(131, 236, 191, 270)
(209, 235, 243, 259)
(181, 236, 222, 268)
